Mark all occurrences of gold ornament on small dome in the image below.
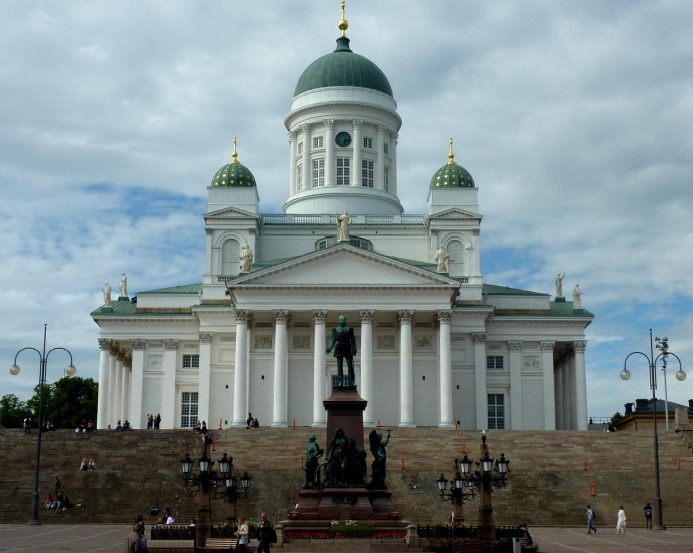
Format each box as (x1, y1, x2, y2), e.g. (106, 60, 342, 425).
(447, 137, 456, 165)
(231, 136, 240, 164)
(338, 1, 348, 37)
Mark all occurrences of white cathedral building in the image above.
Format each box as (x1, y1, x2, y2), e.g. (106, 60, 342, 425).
(92, 8, 593, 432)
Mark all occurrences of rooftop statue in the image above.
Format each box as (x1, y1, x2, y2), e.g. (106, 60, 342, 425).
(555, 272, 565, 297)
(119, 272, 128, 298)
(337, 211, 351, 242)
(103, 283, 112, 307)
(573, 283, 582, 309)
(435, 245, 450, 273)
(239, 245, 253, 273)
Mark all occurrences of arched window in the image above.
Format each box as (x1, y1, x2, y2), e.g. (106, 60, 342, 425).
(447, 240, 465, 276)
(221, 239, 240, 276)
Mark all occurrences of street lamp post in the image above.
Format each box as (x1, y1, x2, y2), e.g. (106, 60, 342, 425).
(620, 330, 686, 530)
(437, 458, 477, 524)
(9, 324, 76, 525)
(437, 436, 509, 542)
(181, 437, 251, 547)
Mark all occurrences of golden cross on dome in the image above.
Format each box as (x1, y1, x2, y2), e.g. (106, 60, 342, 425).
(231, 136, 239, 164)
(447, 137, 456, 165)
(339, 1, 348, 37)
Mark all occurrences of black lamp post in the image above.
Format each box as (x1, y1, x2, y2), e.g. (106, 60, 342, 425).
(620, 329, 685, 530)
(437, 458, 477, 524)
(437, 436, 509, 539)
(181, 441, 251, 546)
(9, 324, 75, 525)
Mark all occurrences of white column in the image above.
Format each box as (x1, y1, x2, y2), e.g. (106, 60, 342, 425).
(508, 341, 523, 430)
(289, 131, 298, 195)
(130, 339, 145, 429)
(472, 333, 487, 430)
(390, 132, 398, 196)
(97, 339, 111, 430)
(352, 120, 362, 186)
(562, 357, 572, 430)
(398, 310, 415, 427)
(438, 310, 454, 428)
(161, 339, 178, 429)
(204, 228, 213, 284)
(301, 124, 311, 190)
(108, 350, 118, 428)
(114, 358, 123, 425)
(554, 364, 564, 430)
(574, 341, 588, 430)
(540, 341, 556, 430)
(272, 310, 289, 427)
(232, 310, 249, 426)
(359, 309, 375, 426)
(198, 333, 213, 426)
(324, 119, 335, 187)
(312, 310, 328, 427)
(375, 124, 385, 190)
(121, 364, 130, 423)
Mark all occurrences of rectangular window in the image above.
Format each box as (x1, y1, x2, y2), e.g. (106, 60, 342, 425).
(298, 142, 304, 155)
(297, 165, 303, 191)
(336, 158, 350, 185)
(486, 356, 504, 370)
(384, 143, 389, 155)
(361, 160, 374, 187)
(181, 392, 199, 428)
(384, 166, 389, 192)
(312, 159, 325, 187)
(363, 137, 373, 149)
(488, 394, 505, 429)
(182, 354, 200, 368)
(313, 136, 324, 149)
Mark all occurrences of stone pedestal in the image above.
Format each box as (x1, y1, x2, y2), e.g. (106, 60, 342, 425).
(323, 386, 367, 449)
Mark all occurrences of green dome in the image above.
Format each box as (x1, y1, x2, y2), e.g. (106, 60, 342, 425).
(211, 161, 256, 188)
(430, 163, 475, 189)
(294, 37, 393, 98)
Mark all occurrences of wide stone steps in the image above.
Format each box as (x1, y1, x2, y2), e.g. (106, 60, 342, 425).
(1, 427, 692, 527)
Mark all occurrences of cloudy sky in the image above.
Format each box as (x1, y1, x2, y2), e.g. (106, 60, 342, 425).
(1, 0, 692, 422)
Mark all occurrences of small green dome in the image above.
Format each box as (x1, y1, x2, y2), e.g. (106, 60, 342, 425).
(430, 163, 475, 189)
(294, 37, 393, 98)
(211, 162, 256, 188)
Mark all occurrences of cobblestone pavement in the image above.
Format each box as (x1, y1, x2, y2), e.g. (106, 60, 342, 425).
(0, 525, 692, 552)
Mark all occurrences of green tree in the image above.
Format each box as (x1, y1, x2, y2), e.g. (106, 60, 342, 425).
(25, 377, 98, 429)
(611, 411, 623, 423)
(0, 394, 32, 428)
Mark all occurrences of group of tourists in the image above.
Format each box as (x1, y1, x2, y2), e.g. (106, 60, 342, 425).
(246, 413, 260, 428)
(79, 458, 95, 471)
(146, 413, 162, 429)
(587, 502, 653, 534)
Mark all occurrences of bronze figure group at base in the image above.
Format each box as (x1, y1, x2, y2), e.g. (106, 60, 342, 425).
(303, 428, 391, 490)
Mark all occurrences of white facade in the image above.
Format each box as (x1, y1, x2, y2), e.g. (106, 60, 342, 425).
(92, 17, 593, 432)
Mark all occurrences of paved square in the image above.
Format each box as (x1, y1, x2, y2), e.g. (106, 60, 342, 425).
(0, 525, 692, 552)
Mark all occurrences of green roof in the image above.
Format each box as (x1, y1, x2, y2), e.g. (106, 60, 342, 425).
(549, 300, 594, 317)
(91, 298, 138, 316)
(140, 283, 202, 294)
(430, 162, 475, 189)
(483, 284, 548, 296)
(294, 37, 393, 98)
(211, 162, 256, 188)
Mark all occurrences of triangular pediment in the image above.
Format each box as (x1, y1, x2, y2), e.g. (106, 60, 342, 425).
(428, 207, 481, 220)
(204, 206, 259, 219)
(230, 245, 460, 287)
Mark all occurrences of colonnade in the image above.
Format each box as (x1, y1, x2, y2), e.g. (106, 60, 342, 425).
(96, 317, 588, 431)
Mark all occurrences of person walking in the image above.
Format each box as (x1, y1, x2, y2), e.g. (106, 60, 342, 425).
(257, 512, 273, 553)
(644, 502, 652, 529)
(235, 516, 249, 553)
(616, 506, 627, 534)
(586, 504, 597, 534)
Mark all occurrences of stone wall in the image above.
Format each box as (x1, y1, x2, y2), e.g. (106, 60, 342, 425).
(1, 427, 692, 527)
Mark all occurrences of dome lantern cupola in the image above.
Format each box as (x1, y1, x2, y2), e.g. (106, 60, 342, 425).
(430, 138, 475, 188)
(211, 137, 257, 188)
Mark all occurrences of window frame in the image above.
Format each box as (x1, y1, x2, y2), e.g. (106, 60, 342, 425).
(312, 158, 325, 187)
(361, 159, 374, 187)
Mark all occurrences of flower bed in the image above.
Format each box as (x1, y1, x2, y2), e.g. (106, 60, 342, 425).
(284, 521, 407, 540)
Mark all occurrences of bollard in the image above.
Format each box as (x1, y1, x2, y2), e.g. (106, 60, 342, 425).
(401, 457, 406, 470)
(218, 418, 222, 430)
(301, 457, 304, 469)
(590, 481, 595, 496)
(212, 438, 216, 451)
(377, 419, 381, 429)
(677, 457, 681, 470)
(454, 420, 458, 430)
(293, 418, 296, 430)
(583, 457, 588, 470)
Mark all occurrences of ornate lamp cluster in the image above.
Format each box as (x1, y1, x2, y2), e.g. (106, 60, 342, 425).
(181, 451, 251, 502)
(437, 436, 509, 503)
